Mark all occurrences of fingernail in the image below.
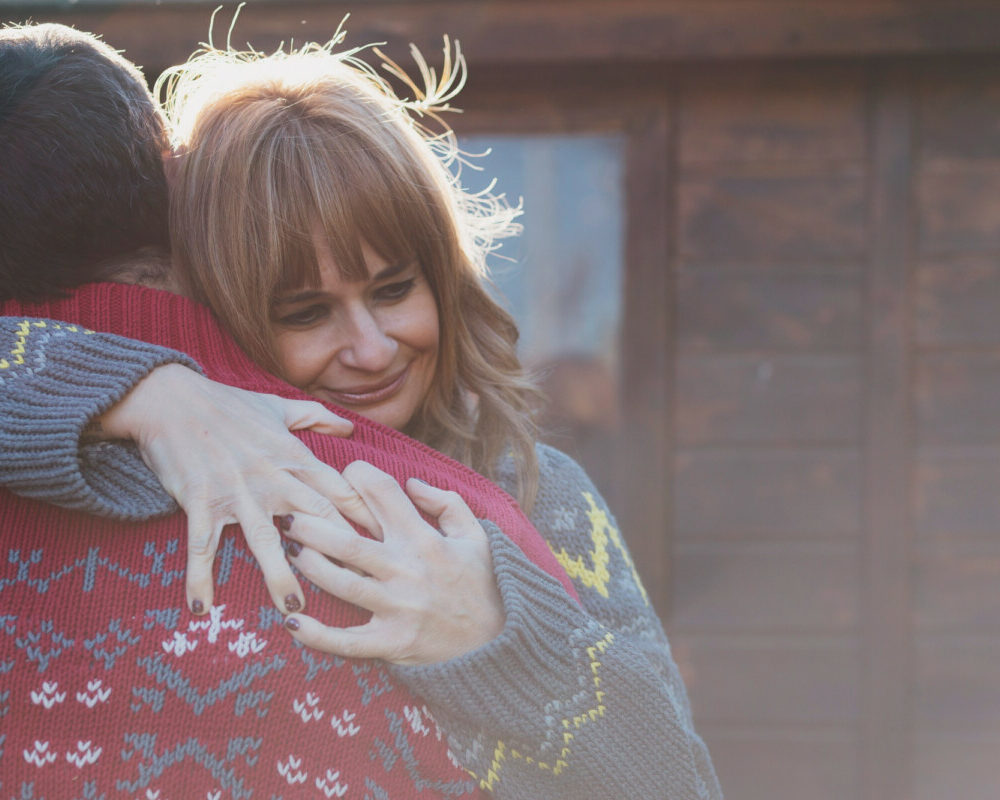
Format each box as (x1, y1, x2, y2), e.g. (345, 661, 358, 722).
(411, 477, 429, 486)
(286, 539, 302, 557)
(276, 514, 294, 532)
(284, 616, 300, 632)
(284, 594, 302, 613)
(191, 599, 204, 615)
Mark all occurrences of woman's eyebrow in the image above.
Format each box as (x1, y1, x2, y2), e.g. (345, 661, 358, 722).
(273, 289, 324, 306)
(274, 261, 414, 306)
(371, 260, 414, 282)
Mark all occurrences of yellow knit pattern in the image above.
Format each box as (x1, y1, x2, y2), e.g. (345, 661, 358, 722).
(550, 491, 649, 606)
(0, 320, 93, 370)
(473, 631, 615, 791)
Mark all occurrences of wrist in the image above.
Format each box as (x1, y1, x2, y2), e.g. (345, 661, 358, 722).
(96, 362, 194, 442)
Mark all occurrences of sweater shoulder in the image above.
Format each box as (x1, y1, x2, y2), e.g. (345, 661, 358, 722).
(494, 441, 591, 500)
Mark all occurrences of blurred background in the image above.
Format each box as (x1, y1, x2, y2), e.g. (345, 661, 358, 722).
(4, 1, 1000, 797)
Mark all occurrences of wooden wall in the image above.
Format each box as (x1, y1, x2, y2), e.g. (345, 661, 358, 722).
(668, 62, 870, 800)
(912, 58, 1000, 800)
(463, 48, 1000, 800)
(4, 3, 1000, 798)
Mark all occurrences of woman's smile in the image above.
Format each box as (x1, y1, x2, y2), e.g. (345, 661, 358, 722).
(271, 237, 439, 432)
(321, 364, 410, 407)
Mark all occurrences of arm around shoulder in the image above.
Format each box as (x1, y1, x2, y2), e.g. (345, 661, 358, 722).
(0, 316, 198, 519)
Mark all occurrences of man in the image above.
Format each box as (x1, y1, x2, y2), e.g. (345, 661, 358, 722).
(0, 23, 575, 797)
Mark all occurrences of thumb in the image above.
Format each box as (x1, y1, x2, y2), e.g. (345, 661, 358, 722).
(280, 397, 354, 436)
(406, 478, 480, 539)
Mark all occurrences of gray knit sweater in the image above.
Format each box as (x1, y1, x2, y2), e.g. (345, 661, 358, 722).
(0, 315, 722, 799)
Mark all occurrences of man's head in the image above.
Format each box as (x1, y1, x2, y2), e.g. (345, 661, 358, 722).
(0, 23, 170, 300)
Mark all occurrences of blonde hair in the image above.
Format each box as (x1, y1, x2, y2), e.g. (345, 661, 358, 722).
(158, 35, 542, 507)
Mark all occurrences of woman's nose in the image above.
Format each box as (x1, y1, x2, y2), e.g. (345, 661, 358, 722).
(339, 309, 397, 372)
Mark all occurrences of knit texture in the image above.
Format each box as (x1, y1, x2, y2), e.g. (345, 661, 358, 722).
(394, 445, 724, 799)
(0, 283, 723, 798)
(0, 317, 195, 519)
(0, 284, 577, 798)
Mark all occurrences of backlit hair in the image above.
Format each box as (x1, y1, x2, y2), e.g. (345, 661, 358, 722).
(159, 34, 542, 506)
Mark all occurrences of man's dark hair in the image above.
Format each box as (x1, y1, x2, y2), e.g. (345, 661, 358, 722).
(0, 23, 170, 300)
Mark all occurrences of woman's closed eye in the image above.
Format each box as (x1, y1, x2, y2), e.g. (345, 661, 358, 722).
(375, 278, 417, 303)
(276, 303, 329, 328)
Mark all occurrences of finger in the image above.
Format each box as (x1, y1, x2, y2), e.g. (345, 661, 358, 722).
(288, 544, 381, 612)
(276, 396, 354, 436)
(185, 512, 220, 615)
(342, 461, 428, 543)
(405, 478, 483, 540)
(267, 472, 358, 529)
(284, 513, 386, 577)
(236, 507, 306, 614)
(290, 463, 380, 537)
(282, 614, 383, 660)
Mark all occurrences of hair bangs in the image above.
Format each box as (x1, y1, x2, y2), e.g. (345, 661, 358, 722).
(302, 115, 442, 284)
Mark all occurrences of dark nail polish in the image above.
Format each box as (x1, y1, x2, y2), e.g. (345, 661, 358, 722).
(286, 539, 302, 557)
(284, 616, 300, 632)
(284, 594, 302, 613)
(191, 599, 204, 615)
(276, 514, 294, 532)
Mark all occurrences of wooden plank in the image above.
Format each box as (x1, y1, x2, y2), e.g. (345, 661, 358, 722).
(860, 65, 915, 800)
(917, 162, 1000, 254)
(678, 167, 867, 262)
(677, 271, 864, 352)
(6, 1, 1000, 70)
(914, 543, 1000, 633)
(616, 99, 675, 617)
(915, 637, 1000, 733)
(672, 544, 859, 632)
(679, 68, 866, 164)
(914, 733, 1000, 800)
(915, 447, 1000, 538)
(700, 727, 859, 800)
(919, 62, 1000, 163)
(674, 449, 862, 537)
(915, 256, 1000, 346)
(681, 636, 859, 724)
(676, 354, 861, 445)
(917, 353, 1000, 444)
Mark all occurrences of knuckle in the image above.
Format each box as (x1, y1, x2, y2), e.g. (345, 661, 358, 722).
(344, 460, 391, 488)
(303, 496, 339, 520)
(186, 537, 216, 560)
(337, 535, 367, 563)
(244, 521, 280, 547)
(421, 534, 449, 560)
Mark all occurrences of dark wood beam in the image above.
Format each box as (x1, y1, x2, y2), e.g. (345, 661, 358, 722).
(4, 1, 1000, 71)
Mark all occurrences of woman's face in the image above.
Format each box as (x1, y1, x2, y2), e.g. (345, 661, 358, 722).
(270, 235, 440, 431)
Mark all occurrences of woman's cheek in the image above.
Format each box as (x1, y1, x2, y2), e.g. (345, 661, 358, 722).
(275, 332, 316, 388)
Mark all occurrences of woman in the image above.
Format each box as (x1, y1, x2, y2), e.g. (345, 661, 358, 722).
(1, 35, 721, 799)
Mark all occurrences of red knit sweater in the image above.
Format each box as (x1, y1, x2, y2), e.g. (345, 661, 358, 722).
(0, 283, 573, 798)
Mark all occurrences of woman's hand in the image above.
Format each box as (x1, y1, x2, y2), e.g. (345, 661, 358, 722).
(282, 461, 505, 666)
(97, 363, 359, 616)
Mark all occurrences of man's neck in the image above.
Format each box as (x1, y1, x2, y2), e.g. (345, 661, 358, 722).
(92, 246, 183, 294)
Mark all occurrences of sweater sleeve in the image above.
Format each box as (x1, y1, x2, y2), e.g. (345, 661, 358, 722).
(0, 316, 200, 520)
(390, 444, 723, 800)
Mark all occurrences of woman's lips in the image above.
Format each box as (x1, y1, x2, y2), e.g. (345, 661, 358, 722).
(324, 366, 409, 407)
